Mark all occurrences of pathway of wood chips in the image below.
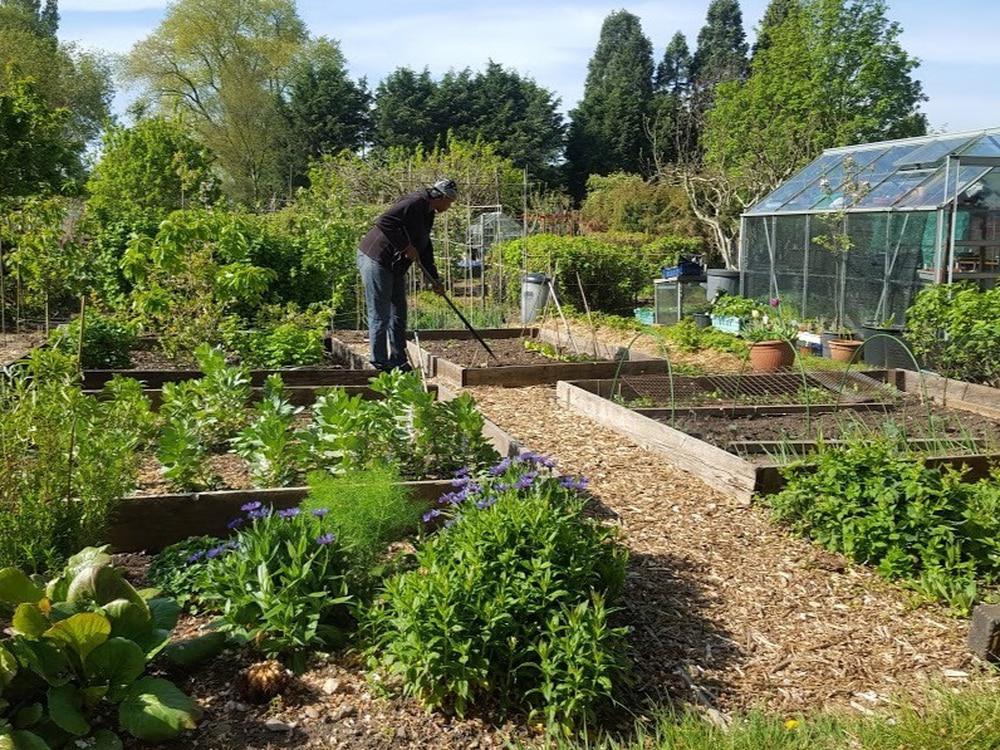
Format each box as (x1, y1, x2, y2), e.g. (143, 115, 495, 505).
(0, 331, 43, 368)
(470, 384, 996, 718)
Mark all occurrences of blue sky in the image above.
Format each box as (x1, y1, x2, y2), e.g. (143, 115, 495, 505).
(57, 0, 1000, 134)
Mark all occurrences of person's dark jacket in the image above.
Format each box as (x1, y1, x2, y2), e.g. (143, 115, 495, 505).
(359, 190, 440, 280)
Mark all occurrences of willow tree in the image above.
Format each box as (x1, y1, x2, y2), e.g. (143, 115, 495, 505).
(125, 0, 308, 205)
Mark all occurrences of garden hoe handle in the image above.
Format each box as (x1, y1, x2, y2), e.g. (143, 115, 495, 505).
(414, 258, 498, 361)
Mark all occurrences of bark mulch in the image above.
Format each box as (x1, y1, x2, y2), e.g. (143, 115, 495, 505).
(468, 384, 998, 718)
(0, 330, 44, 367)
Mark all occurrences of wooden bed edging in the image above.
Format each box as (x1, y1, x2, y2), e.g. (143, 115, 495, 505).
(557, 379, 1000, 504)
(406, 326, 667, 388)
(890, 369, 1000, 419)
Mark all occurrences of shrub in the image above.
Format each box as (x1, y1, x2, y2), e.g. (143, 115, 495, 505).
(0, 351, 144, 572)
(227, 304, 329, 368)
(188, 504, 356, 672)
(0, 547, 201, 746)
(147, 535, 221, 612)
(710, 293, 759, 320)
(49, 310, 137, 369)
(366, 453, 628, 734)
(768, 440, 1000, 613)
(580, 172, 701, 238)
(906, 282, 1000, 387)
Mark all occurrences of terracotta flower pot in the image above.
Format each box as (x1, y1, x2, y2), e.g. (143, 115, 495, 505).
(749, 340, 794, 372)
(828, 338, 863, 363)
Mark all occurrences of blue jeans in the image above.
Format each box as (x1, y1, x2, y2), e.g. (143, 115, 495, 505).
(357, 249, 408, 369)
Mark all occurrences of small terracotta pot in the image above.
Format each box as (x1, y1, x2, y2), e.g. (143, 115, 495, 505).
(828, 338, 863, 363)
(749, 340, 795, 372)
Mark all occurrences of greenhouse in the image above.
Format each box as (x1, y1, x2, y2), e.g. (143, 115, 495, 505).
(741, 127, 1000, 327)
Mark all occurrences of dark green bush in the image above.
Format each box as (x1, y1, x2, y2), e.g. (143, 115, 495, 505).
(768, 439, 1000, 613)
(50, 311, 137, 369)
(906, 282, 1000, 387)
(366, 454, 628, 734)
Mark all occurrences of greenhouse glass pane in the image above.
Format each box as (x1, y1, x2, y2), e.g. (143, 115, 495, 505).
(808, 145, 916, 210)
(781, 148, 885, 211)
(897, 164, 990, 208)
(893, 135, 976, 168)
(856, 169, 935, 208)
(747, 153, 841, 214)
(957, 133, 1000, 158)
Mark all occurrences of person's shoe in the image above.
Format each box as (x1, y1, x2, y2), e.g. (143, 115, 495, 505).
(394, 362, 413, 374)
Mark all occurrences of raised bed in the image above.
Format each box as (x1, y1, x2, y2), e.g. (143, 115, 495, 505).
(557, 371, 1000, 504)
(109, 409, 522, 552)
(330, 327, 668, 387)
(890, 369, 1000, 419)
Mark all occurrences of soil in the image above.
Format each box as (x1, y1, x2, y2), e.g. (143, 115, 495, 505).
(134, 452, 255, 495)
(421, 336, 606, 368)
(669, 399, 1000, 454)
(0, 330, 43, 367)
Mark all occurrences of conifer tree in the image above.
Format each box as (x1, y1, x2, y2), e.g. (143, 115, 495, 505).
(565, 10, 655, 198)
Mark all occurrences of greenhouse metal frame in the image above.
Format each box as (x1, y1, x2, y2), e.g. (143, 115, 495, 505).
(740, 127, 1000, 327)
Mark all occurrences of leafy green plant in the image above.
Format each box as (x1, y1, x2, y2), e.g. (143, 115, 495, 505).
(227, 304, 329, 368)
(156, 417, 217, 492)
(709, 293, 759, 319)
(0, 547, 201, 747)
(301, 466, 422, 573)
(906, 282, 1000, 387)
(742, 301, 800, 343)
(231, 375, 303, 487)
(147, 536, 222, 612)
(196, 505, 355, 672)
(0, 351, 143, 573)
(366, 453, 628, 734)
(301, 370, 498, 479)
(49, 311, 137, 370)
(523, 339, 592, 363)
(768, 440, 1000, 613)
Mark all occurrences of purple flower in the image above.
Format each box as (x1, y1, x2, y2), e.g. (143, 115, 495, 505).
(494, 483, 510, 493)
(453, 466, 471, 478)
(422, 508, 442, 523)
(316, 533, 335, 546)
(513, 471, 539, 490)
(205, 546, 226, 559)
(186, 551, 205, 563)
(227, 517, 245, 530)
(241, 501, 262, 513)
(278, 507, 300, 519)
(247, 508, 270, 520)
(444, 518, 458, 529)
(224, 540, 240, 550)
(769, 297, 780, 308)
(311, 508, 329, 518)
(451, 475, 472, 488)
(519, 451, 556, 469)
(438, 489, 471, 506)
(476, 496, 497, 510)
(559, 475, 589, 492)
(488, 458, 512, 476)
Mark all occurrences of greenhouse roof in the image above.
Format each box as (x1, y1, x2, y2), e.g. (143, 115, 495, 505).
(747, 127, 1000, 216)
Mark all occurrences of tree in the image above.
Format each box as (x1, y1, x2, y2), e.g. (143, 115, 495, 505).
(650, 31, 694, 170)
(372, 67, 437, 152)
(0, 72, 74, 195)
(752, 0, 800, 58)
(0, 1, 111, 167)
(565, 10, 655, 198)
(371, 62, 564, 182)
(125, 0, 308, 205)
(86, 117, 217, 226)
(690, 0, 926, 267)
(691, 0, 749, 115)
(281, 37, 371, 187)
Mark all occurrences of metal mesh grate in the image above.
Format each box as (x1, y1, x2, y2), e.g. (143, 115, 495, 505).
(613, 371, 899, 408)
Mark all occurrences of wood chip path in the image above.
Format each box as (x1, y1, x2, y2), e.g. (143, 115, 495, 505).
(469, 384, 996, 717)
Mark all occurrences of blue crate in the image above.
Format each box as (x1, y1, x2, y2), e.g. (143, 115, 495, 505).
(710, 314, 742, 334)
(661, 260, 704, 279)
(634, 307, 655, 325)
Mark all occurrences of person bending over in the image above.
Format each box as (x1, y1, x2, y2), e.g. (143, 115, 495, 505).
(356, 178, 457, 371)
